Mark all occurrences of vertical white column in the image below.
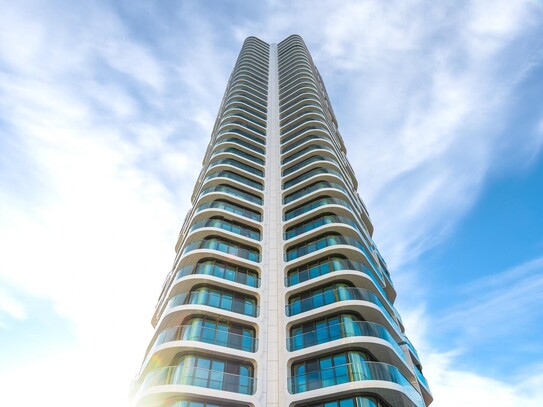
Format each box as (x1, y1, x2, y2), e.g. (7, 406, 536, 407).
(259, 42, 285, 407)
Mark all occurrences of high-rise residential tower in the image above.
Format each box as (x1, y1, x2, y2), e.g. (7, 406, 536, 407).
(131, 35, 432, 407)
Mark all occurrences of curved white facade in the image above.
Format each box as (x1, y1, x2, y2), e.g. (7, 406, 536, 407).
(131, 35, 432, 407)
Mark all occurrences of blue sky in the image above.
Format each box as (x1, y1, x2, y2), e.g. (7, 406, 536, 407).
(1, 0, 543, 406)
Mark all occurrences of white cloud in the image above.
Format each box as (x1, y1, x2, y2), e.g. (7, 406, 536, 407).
(0, 287, 27, 323)
(403, 304, 543, 407)
(425, 351, 543, 407)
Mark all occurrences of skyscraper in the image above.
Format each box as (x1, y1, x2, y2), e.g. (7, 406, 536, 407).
(131, 35, 432, 407)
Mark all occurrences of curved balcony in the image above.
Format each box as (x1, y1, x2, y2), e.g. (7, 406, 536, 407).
(182, 236, 260, 263)
(295, 394, 399, 407)
(205, 171, 263, 191)
(228, 71, 268, 88)
(227, 83, 267, 105)
(167, 287, 259, 318)
(278, 59, 311, 80)
(282, 155, 337, 177)
(280, 81, 319, 103)
(210, 158, 264, 177)
(236, 54, 268, 73)
(229, 73, 268, 92)
(199, 184, 262, 205)
(223, 99, 267, 119)
(285, 213, 357, 240)
(223, 103, 266, 123)
(281, 129, 342, 158)
(196, 200, 261, 222)
(175, 259, 260, 288)
(284, 221, 386, 285)
(166, 399, 249, 407)
(280, 71, 315, 95)
(149, 323, 258, 355)
(400, 335, 421, 366)
(288, 361, 423, 407)
(233, 62, 267, 79)
(414, 364, 431, 395)
(227, 82, 267, 103)
(280, 92, 320, 115)
(285, 285, 399, 333)
(280, 89, 321, 112)
(281, 134, 328, 154)
(217, 128, 265, 146)
(140, 365, 256, 395)
(232, 65, 268, 82)
(279, 60, 312, 83)
(280, 109, 326, 132)
(278, 45, 309, 62)
(282, 143, 333, 165)
(216, 137, 265, 155)
(283, 168, 342, 190)
(284, 197, 352, 221)
(238, 44, 269, 60)
(212, 147, 264, 165)
(219, 116, 266, 137)
(278, 49, 309, 67)
(287, 320, 404, 357)
(221, 110, 267, 130)
(230, 67, 268, 85)
(284, 181, 346, 204)
(280, 110, 328, 135)
(189, 217, 261, 241)
(280, 102, 322, 125)
(286, 233, 366, 262)
(285, 253, 389, 298)
(230, 72, 268, 91)
(281, 115, 329, 137)
(224, 93, 266, 114)
(240, 52, 268, 65)
(281, 124, 324, 144)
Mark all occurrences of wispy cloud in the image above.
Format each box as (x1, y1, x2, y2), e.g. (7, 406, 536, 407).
(402, 297, 543, 406)
(398, 255, 543, 406)
(441, 256, 543, 341)
(231, 0, 543, 270)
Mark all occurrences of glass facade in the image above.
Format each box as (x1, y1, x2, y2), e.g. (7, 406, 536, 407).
(190, 217, 261, 241)
(200, 184, 263, 205)
(213, 147, 264, 165)
(282, 155, 336, 176)
(141, 354, 255, 394)
(168, 400, 247, 407)
(282, 143, 333, 164)
(211, 158, 264, 177)
(283, 181, 347, 204)
(283, 167, 343, 190)
(168, 285, 258, 317)
(285, 213, 357, 239)
(183, 236, 260, 262)
(284, 196, 352, 221)
(217, 136, 265, 155)
(196, 199, 262, 222)
(290, 350, 371, 393)
(175, 258, 260, 288)
(297, 395, 389, 407)
(205, 170, 263, 191)
(285, 232, 364, 261)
